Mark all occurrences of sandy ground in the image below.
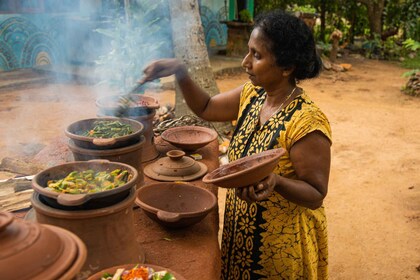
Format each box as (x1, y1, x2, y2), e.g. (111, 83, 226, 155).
(0, 55, 419, 279)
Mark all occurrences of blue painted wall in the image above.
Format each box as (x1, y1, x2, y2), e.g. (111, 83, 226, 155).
(0, 14, 63, 70)
(200, 0, 228, 53)
(0, 1, 228, 71)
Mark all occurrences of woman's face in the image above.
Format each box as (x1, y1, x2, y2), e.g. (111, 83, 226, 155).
(241, 27, 288, 90)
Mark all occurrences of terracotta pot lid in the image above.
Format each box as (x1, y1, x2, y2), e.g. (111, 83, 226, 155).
(144, 150, 208, 181)
(0, 211, 87, 280)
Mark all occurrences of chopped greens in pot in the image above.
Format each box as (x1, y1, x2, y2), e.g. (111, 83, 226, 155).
(47, 169, 132, 194)
(82, 120, 133, 138)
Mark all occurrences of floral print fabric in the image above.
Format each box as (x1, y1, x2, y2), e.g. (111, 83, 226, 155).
(221, 82, 332, 279)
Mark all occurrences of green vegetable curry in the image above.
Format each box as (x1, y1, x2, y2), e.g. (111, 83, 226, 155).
(47, 169, 132, 194)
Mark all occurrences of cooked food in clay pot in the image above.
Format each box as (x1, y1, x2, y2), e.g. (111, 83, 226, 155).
(65, 117, 144, 150)
(32, 160, 138, 207)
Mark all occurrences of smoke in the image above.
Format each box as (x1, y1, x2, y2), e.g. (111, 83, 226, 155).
(0, 0, 174, 162)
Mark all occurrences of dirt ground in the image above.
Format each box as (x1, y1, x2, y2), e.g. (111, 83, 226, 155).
(0, 54, 419, 279)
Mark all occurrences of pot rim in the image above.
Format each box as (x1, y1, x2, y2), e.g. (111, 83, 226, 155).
(31, 187, 137, 219)
(65, 117, 144, 146)
(96, 94, 160, 110)
(68, 135, 145, 155)
(202, 148, 286, 188)
(135, 182, 217, 218)
(161, 125, 218, 151)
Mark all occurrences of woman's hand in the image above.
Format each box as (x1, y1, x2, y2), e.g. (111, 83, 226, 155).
(139, 58, 188, 84)
(236, 173, 277, 203)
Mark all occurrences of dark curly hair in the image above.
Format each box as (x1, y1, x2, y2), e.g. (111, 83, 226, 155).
(254, 9, 322, 81)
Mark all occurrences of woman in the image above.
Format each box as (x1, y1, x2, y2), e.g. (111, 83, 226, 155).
(140, 9, 331, 280)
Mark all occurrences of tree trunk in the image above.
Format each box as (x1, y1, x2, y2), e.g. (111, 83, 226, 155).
(168, 0, 233, 134)
(320, 0, 326, 41)
(357, 0, 385, 38)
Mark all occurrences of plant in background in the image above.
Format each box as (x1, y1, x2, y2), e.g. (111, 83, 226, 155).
(361, 34, 384, 59)
(94, 0, 171, 94)
(286, 4, 316, 15)
(239, 9, 253, 23)
(400, 38, 419, 76)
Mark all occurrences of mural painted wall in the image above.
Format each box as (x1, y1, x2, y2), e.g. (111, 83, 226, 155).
(0, 15, 62, 71)
(199, 0, 228, 53)
(0, 0, 229, 71)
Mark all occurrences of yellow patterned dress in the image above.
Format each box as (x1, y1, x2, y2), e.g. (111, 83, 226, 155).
(221, 82, 332, 280)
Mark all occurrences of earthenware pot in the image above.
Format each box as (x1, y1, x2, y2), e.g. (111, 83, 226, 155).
(161, 125, 218, 151)
(135, 182, 217, 228)
(0, 211, 87, 280)
(96, 95, 159, 163)
(32, 160, 139, 207)
(30, 187, 145, 278)
(202, 148, 286, 188)
(65, 117, 144, 150)
(68, 137, 145, 185)
(96, 94, 160, 117)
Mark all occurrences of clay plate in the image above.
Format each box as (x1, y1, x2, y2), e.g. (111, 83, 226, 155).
(161, 125, 218, 151)
(202, 148, 286, 188)
(87, 263, 186, 280)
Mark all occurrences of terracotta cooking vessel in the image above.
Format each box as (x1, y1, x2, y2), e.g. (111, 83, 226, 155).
(30, 187, 145, 278)
(32, 159, 138, 207)
(161, 125, 218, 151)
(87, 263, 186, 280)
(0, 211, 87, 280)
(135, 182, 217, 228)
(96, 94, 160, 117)
(202, 148, 286, 188)
(65, 117, 144, 150)
(143, 150, 208, 182)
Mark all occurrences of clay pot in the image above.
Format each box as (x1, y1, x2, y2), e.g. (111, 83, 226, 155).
(30, 187, 145, 278)
(202, 148, 286, 188)
(65, 117, 144, 150)
(32, 160, 139, 207)
(144, 150, 208, 182)
(135, 182, 217, 228)
(96, 95, 159, 163)
(0, 211, 87, 280)
(96, 94, 160, 117)
(68, 136, 145, 185)
(161, 125, 218, 151)
(87, 263, 186, 280)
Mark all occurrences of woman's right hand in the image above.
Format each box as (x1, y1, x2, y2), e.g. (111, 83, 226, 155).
(139, 58, 188, 84)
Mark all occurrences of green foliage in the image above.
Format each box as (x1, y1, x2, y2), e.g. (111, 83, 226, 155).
(239, 9, 253, 23)
(399, 39, 419, 77)
(286, 4, 316, 14)
(254, 0, 289, 15)
(94, 0, 171, 93)
(402, 38, 420, 52)
(400, 0, 420, 40)
(401, 68, 419, 77)
(361, 35, 404, 60)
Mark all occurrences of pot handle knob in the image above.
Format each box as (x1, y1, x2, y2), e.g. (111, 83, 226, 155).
(156, 210, 181, 222)
(92, 138, 117, 146)
(57, 193, 89, 206)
